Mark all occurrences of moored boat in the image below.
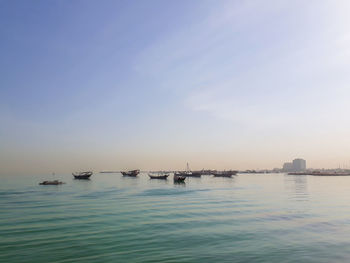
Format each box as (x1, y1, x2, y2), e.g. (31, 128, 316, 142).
(191, 170, 205, 177)
(174, 171, 194, 177)
(72, 171, 93, 179)
(148, 173, 169, 179)
(174, 174, 186, 182)
(179, 171, 201, 177)
(175, 163, 201, 177)
(121, 169, 140, 177)
(212, 170, 237, 177)
(39, 180, 65, 185)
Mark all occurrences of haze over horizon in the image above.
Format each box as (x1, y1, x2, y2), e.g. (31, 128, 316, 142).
(1, 1, 350, 175)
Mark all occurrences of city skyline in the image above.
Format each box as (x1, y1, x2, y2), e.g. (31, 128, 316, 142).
(2, 1, 350, 175)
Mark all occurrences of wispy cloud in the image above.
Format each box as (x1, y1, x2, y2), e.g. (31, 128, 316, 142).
(134, 0, 350, 130)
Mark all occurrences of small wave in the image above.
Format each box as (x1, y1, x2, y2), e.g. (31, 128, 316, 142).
(136, 188, 210, 197)
(76, 188, 123, 199)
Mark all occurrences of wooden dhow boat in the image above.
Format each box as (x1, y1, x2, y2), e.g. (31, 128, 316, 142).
(174, 171, 201, 177)
(72, 171, 93, 179)
(39, 180, 65, 185)
(148, 173, 169, 179)
(121, 170, 140, 177)
(175, 163, 201, 177)
(212, 170, 237, 177)
(173, 174, 186, 182)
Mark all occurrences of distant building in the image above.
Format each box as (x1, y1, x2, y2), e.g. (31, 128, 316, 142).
(272, 168, 282, 173)
(292, 158, 306, 172)
(282, 158, 306, 172)
(283, 162, 293, 172)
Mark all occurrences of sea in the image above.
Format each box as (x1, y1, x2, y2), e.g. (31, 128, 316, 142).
(1, 173, 350, 263)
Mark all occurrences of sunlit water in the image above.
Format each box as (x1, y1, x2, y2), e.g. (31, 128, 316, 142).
(1, 173, 350, 262)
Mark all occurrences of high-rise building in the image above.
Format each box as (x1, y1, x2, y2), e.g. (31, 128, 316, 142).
(292, 158, 306, 172)
(282, 158, 306, 172)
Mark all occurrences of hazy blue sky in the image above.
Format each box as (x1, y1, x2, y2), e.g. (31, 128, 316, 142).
(1, 0, 350, 174)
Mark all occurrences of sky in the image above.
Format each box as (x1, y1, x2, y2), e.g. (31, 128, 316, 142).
(1, 0, 350, 175)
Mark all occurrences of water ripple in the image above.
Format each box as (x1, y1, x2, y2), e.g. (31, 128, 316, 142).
(2, 174, 350, 262)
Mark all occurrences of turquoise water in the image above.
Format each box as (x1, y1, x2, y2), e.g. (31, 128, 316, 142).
(1, 173, 350, 262)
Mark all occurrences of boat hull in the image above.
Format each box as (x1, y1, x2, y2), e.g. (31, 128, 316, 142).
(72, 172, 93, 179)
(175, 172, 201, 177)
(213, 174, 233, 177)
(149, 174, 169, 179)
(121, 170, 140, 177)
(174, 175, 186, 182)
(39, 180, 65, 185)
(212, 171, 237, 177)
(189, 172, 202, 177)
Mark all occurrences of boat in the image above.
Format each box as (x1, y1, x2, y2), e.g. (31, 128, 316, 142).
(212, 170, 237, 177)
(175, 163, 201, 177)
(72, 171, 93, 179)
(174, 171, 192, 177)
(148, 173, 169, 179)
(174, 174, 186, 182)
(39, 180, 65, 185)
(121, 169, 140, 177)
(180, 171, 201, 177)
(190, 171, 203, 177)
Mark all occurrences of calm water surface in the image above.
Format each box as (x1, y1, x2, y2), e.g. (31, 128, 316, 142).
(1, 173, 350, 262)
